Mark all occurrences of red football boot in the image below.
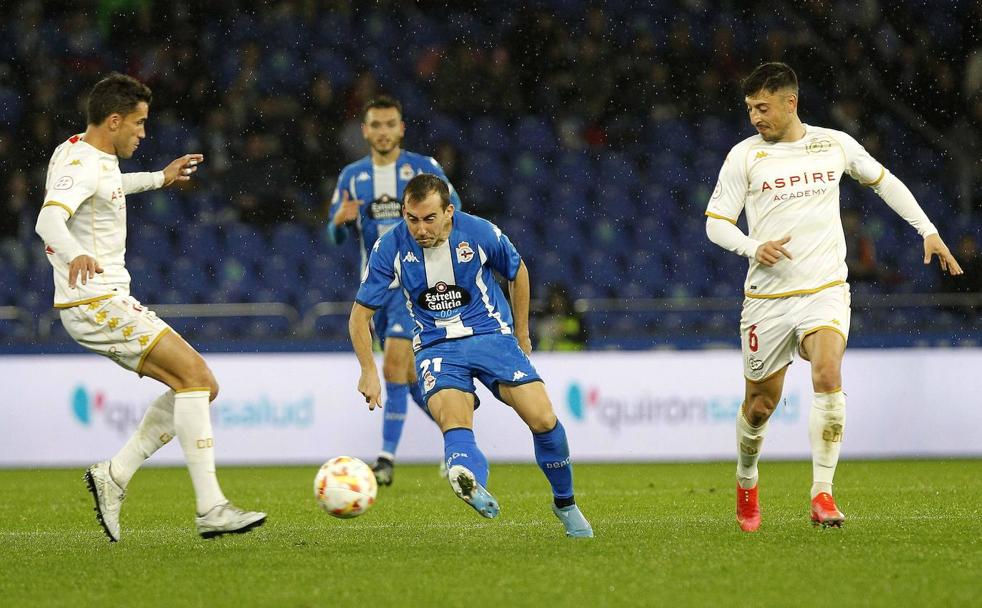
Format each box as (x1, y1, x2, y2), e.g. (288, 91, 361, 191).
(810, 492, 845, 528)
(736, 483, 761, 532)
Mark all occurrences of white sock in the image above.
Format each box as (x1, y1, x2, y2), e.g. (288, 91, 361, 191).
(736, 410, 768, 489)
(109, 390, 176, 487)
(809, 390, 846, 499)
(174, 389, 226, 514)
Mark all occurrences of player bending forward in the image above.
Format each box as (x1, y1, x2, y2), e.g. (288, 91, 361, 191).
(35, 73, 265, 541)
(349, 174, 592, 538)
(706, 62, 962, 532)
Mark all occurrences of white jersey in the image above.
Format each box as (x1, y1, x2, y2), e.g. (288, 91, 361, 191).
(41, 134, 162, 308)
(706, 125, 887, 298)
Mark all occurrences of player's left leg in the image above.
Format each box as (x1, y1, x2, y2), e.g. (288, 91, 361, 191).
(800, 327, 847, 527)
(374, 337, 415, 485)
(498, 380, 593, 538)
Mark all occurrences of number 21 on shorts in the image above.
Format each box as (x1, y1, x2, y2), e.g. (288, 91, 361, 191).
(419, 357, 443, 374)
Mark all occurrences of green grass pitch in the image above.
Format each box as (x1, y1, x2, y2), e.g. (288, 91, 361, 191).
(1, 460, 980, 607)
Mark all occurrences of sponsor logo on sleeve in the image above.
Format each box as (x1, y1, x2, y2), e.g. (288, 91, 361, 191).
(54, 176, 74, 190)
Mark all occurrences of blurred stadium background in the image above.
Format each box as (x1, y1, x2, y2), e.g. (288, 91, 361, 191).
(1, 0, 980, 352)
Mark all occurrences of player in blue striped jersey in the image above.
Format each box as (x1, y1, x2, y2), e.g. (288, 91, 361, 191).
(327, 96, 461, 486)
(349, 174, 592, 538)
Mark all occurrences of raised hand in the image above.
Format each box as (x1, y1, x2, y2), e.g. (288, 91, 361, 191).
(162, 154, 205, 187)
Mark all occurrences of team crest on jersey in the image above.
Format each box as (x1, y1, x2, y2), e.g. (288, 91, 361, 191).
(805, 138, 832, 154)
(422, 371, 437, 392)
(399, 163, 415, 181)
(455, 241, 474, 263)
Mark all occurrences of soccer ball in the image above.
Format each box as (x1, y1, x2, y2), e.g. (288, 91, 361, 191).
(313, 456, 378, 518)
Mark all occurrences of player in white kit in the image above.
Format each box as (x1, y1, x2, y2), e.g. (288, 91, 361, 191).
(34, 73, 265, 541)
(705, 63, 963, 532)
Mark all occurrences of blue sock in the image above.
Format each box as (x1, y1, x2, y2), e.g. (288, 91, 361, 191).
(444, 428, 489, 487)
(409, 380, 435, 422)
(381, 382, 409, 456)
(533, 421, 574, 502)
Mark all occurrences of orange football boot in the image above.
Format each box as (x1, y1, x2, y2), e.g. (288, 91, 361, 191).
(736, 483, 761, 532)
(810, 492, 845, 527)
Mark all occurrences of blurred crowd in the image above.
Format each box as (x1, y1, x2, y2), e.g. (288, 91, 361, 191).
(0, 0, 979, 343)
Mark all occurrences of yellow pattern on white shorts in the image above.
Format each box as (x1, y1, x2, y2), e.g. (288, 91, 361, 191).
(59, 294, 172, 374)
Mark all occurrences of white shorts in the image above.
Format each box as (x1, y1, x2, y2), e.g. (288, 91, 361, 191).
(740, 283, 851, 382)
(60, 294, 172, 374)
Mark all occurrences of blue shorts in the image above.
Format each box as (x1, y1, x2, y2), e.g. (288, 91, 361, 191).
(372, 289, 415, 346)
(414, 333, 542, 409)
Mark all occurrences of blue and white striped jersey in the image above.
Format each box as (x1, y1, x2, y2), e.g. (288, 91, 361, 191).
(355, 211, 522, 350)
(327, 150, 461, 272)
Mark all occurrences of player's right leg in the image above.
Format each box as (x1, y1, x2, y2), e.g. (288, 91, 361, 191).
(427, 388, 498, 518)
(736, 298, 795, 532)
(138, 330, 266, 538)
(737, 369, 787, 532)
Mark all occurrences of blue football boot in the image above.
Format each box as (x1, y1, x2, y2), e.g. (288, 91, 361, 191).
(552, 503, 594, 538)
(448, 465, 499, 519)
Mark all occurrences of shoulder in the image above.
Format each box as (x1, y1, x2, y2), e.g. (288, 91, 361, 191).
(340, 156, 371, 180)
(806, 125, 858, 148)
(373, 223, 407, 255)
(404, 150, 442, 170)
(458, 212, 503, 243)
(50, 137, 100, 180)
(722, 135, 762, 169)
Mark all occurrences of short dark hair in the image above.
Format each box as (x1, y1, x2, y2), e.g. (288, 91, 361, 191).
(741, 62, 799, 97)
(86, 73, 152, 125)
(404, 174, 451, 210)
(361, 95, 403, 122)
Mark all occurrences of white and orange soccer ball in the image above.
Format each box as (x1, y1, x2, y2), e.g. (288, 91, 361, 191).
(313, 456, 378, 518)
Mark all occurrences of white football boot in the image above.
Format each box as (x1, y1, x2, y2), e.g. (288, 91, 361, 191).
(196, 502, 267, 539)
(84, 461, 125, 542)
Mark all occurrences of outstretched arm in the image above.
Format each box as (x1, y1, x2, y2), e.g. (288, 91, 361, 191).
(121, 154, 204, 194)
(508, 260, 532, 354)
(870, 173, 962, 274)
(349, 302, 382, 409)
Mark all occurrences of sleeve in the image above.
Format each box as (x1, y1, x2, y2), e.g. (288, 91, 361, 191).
(704, 149, 747, 224)
(42, 158, 98, 217)
(424, 156, 462, 210)
(839, 134, 937, 237)
(484, 222, 522, 280)
(706, 216, 762, 259)
(326, 168, 351, 245)
(35, 205, 89, 264)
(354, 236, 397, 309)
(839, 133, 886, 186)
(121, 171, 165, 194)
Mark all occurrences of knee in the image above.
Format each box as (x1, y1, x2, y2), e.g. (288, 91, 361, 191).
(525, 410, 558, 434)
(381, 358, 403, 383)
(811, 361, 841, 393)
(745, 393, 778, 426)
(182, 355, 218, 401)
